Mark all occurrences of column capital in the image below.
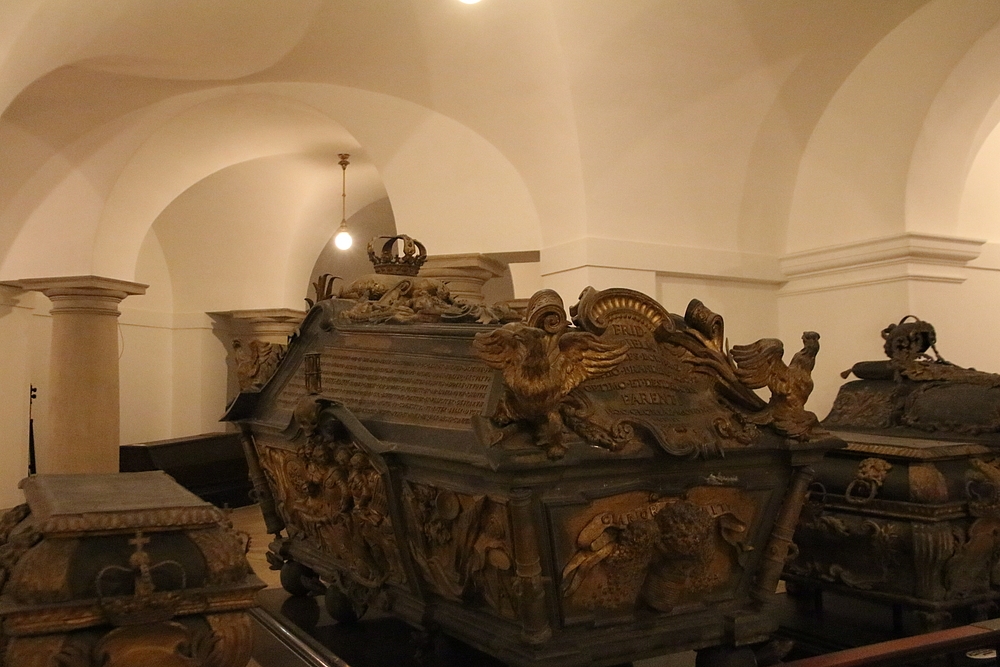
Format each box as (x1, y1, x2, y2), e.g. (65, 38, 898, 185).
(208, 307, 306, 341)
(7, 275, 148, 316)
(421, 253, 508, 304)
(0, 283, 24, 309)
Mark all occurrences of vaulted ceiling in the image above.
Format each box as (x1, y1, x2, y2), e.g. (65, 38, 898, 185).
(1, 0, 998, 311)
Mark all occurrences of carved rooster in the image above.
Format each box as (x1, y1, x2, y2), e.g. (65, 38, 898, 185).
(473, 291, 628, 459)
(729, 332, 821, 439)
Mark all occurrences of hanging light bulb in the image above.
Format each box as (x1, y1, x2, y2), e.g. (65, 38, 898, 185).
(334, 153, 352, 250)
(334, 221, 352, 250)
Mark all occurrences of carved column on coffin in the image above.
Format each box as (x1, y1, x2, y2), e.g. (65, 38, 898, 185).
(209, 308, 305, 395)
(420, 253, 507, 304)
(509, 488, 552, 644)
(753, 466, 815, 602)
(6, 276, 147, 474)
(912, 521, 953, 603)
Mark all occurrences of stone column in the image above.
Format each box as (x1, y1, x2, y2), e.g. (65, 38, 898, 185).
(421, 253, 508, 304)
(9, 276, 147, 474)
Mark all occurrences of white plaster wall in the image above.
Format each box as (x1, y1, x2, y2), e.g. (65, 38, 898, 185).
(507, 262, 542, 300)
(657, 276, 779, 347)
(778, 282, 911, 422)
(0, 288, 32, 507)
(171, 317, 229, 438)
(957, 122, 1000, 242)
(119, 229, 174, 445)
(909, 263, 1000, 377)
(787, 1, 1000, 254)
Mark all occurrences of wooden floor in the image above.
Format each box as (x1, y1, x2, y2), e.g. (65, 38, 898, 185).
(227, 504, 281, 667)
(228, 503, 282, 589)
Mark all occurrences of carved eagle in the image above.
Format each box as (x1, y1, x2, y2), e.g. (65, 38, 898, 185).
(474, 323, 628, 458)
(729, 332, 821, 439)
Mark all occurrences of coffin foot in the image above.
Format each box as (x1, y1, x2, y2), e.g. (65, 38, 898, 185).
(695, 645, 757, 667)
(324, 583, 360, 624)
(280, 560, 321, 597)
(915, 609, 951, 633)
(970, 601, 997, 623)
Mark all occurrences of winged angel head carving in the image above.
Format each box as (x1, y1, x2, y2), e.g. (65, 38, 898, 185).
(473, 290, 628, 459)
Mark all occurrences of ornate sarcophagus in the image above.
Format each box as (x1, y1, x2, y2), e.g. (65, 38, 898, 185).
(785, 316, 1000, 632)
(0, 471, 263, 667)
(226, 236, 842, 667)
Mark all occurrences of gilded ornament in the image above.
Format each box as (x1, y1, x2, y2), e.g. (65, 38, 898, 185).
(474, 289, 630, 458)
(335, 235, 521, 325)
(0, 473, 261, 667)
(224, 261, 844, 665)
(730, 332, 823, 440)
(560, 489, 755, 614)
(403, 482, 517, 618)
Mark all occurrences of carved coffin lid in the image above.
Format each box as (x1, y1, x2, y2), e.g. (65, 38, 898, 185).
(809, 430, 995, 515)
(0, 472, 262, 638)
(20, 471, 224, 536)
(229, 286, 840, 466)
(834, 430, 992, 461)
(824, 316, 1000, 446)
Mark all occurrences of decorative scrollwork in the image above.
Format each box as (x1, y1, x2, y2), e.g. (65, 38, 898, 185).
(571, 286, 673, 336)
(260, 401, 405, 593)
(336, 236, 521, 326)
(367, 234, 427, 276)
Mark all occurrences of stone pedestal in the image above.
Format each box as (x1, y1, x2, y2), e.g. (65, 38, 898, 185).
(421, 253, 507, 304)
(8, 276, 146, 474)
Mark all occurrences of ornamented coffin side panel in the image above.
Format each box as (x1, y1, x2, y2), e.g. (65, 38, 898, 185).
(790, 507, 1000, 603)
(549, 484, 772, 624)
(254, 435, 406, 589)
(401, 481, 518, 620)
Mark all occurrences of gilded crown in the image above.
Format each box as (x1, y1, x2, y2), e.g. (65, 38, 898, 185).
(367, 235, 427, 276)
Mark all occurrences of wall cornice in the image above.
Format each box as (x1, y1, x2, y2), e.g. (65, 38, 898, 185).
(540, 237, 784, 284)
(779, 233, 985, 296)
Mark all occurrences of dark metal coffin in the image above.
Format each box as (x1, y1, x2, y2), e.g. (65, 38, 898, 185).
(227, 241, 840, 666)
(786, 317, 1000, 632)
(0, 471, 263, 667)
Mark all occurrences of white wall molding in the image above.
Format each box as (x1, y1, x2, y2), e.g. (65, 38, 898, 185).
(967, 242, 1000, 272)
(540, 237, 784, 284)
(779, 233, 985, 296)
(119, 308, 176, 329)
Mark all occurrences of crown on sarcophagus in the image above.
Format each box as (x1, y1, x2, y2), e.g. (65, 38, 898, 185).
(367, 234, 427, 276)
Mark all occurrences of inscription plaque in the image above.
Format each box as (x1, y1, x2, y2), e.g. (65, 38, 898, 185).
(318, 346, 495, 429)
(575, 299, 756, 458)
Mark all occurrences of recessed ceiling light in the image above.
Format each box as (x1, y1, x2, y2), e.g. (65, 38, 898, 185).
(459, 0, 481, 4)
